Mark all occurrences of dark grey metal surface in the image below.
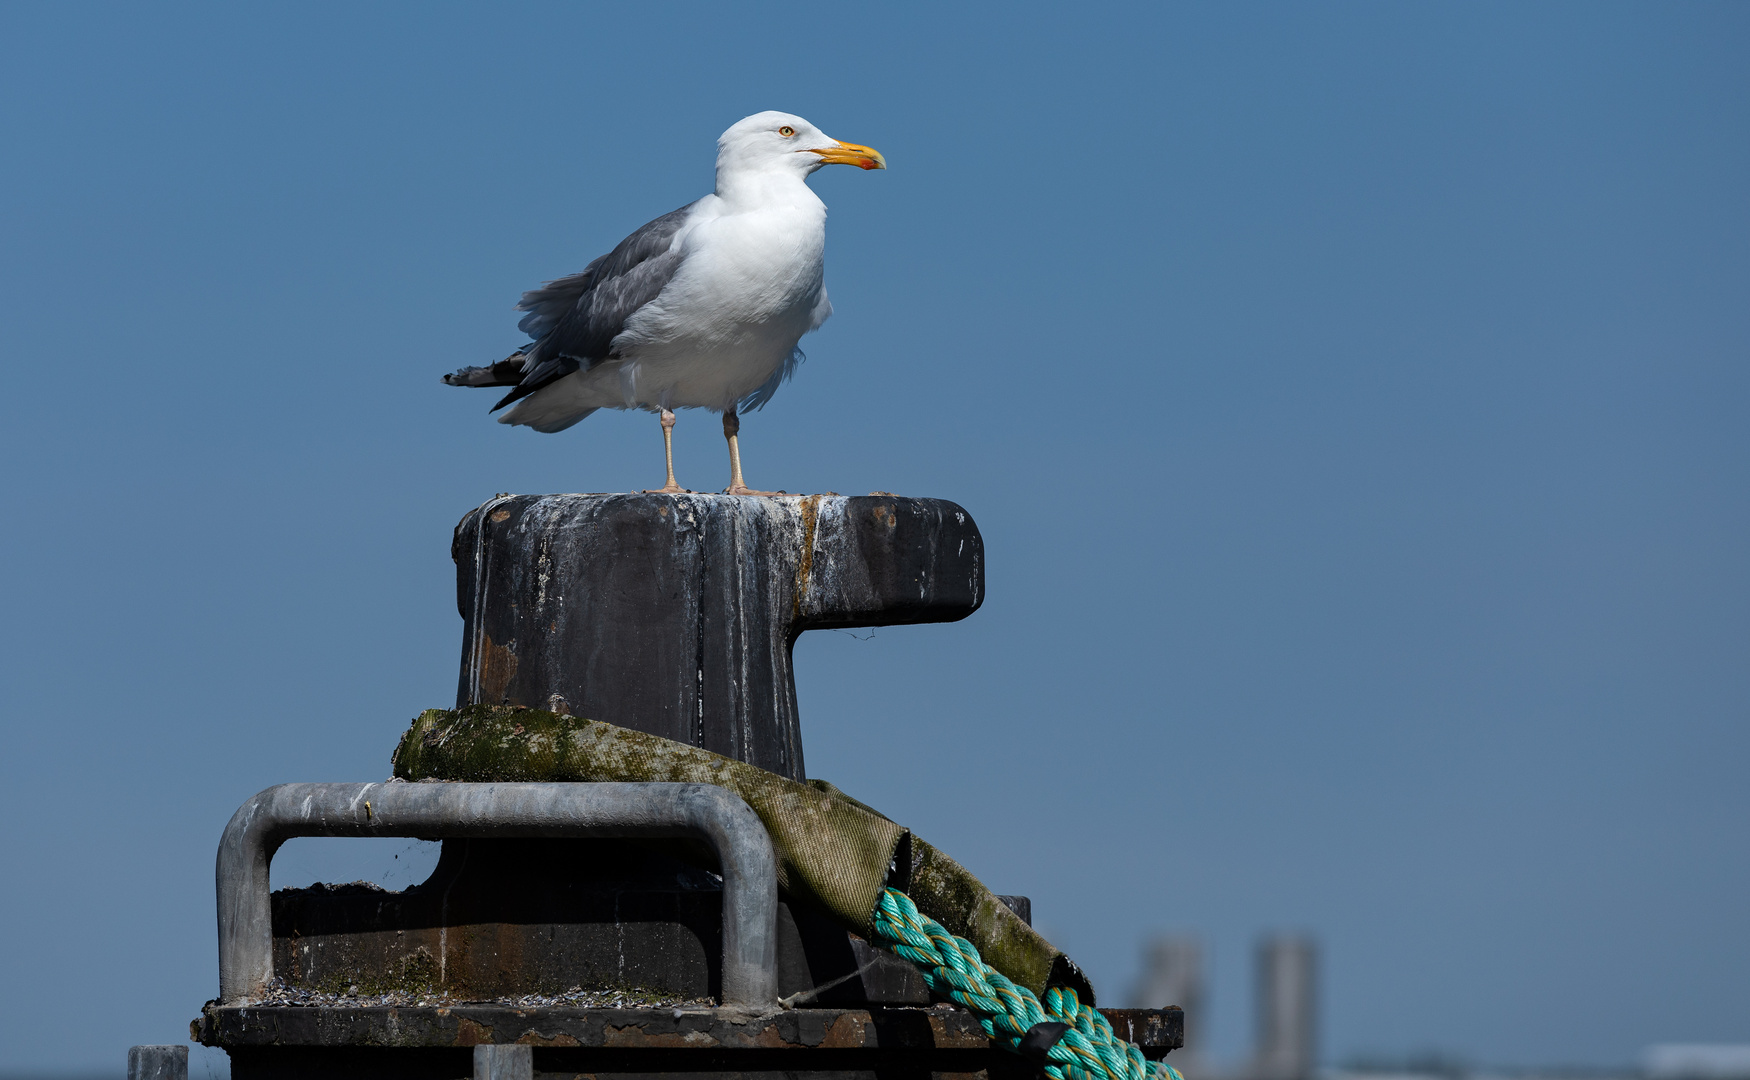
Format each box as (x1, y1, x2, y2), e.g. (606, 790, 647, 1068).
(270, 857, 931, 1005)
(127, 1045, 188, 1080)
(197, 1002, 1184, 1078)
(216, 782, 777, 1007)
(474, 1043, 532, 1080)
(454, 494, 984, 780)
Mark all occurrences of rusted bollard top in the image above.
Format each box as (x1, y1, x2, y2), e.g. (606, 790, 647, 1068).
(454, 493, 984, 780)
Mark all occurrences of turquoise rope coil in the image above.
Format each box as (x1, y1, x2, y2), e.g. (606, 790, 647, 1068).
(869, 887, 1186, 1080)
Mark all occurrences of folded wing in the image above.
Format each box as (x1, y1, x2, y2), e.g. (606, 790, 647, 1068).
(443, 201, 700, 410)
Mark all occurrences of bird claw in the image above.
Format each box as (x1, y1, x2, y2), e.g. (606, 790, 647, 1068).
(643, 483, 692, 494)
(724, 484, 784, 497)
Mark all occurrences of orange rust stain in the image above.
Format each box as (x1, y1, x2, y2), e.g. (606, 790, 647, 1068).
(871, 503, 896, 529)
(792, 494, 823, 620)
(821, 1012, 872, 1048)
(477, 633, 518, 703)
(454, 1017, 493, 1045)
(519, 1031, 581, 1047)
(929, 1013, 992, 1048)
(490, 509, 511, 523)
(751, 1025, 797, 1049)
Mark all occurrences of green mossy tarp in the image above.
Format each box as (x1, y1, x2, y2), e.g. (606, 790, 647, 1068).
(392, 705, 1093, 1002)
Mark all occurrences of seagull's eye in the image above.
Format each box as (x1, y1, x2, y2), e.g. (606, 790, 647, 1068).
(778, 126, 795, 137)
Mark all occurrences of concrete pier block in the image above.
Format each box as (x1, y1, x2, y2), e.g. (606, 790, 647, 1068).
(127, 1045, 187, 1080)
(454, 493, 983, 779)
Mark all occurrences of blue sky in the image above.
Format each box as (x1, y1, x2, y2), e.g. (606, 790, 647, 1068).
(1, 3, 1746, 1075)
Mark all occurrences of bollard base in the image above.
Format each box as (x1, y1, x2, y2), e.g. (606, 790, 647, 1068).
(196, 1003, 1182, 1079)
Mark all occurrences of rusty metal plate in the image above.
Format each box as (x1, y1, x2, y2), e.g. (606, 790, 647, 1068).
(197, 1003, 1182, 1056)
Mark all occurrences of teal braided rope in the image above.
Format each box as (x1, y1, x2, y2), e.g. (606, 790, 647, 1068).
(870, 888, 1185, 1080)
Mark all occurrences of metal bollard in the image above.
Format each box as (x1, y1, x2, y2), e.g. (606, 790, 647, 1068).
(475, 1043, 533, 1080)
(127, 1045, 187, 1080)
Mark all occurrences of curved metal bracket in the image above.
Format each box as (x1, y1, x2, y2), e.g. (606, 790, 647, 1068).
(215, 781, 778, 1007)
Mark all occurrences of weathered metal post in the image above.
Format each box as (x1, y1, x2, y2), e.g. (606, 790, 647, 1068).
(453, 493, 985, 777)
(1134, 937, 1205, 1069)
(127, 1046, 187, 1080)
(474, 1044, 532, 1080)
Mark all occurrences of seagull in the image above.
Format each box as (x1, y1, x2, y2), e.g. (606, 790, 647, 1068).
(443, 111, 886, 495)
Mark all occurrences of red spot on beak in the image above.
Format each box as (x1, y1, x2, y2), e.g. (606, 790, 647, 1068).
(859, 159, 877, 170)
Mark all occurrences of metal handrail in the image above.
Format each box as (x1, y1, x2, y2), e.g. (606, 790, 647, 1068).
(215, 781, 778, 1007)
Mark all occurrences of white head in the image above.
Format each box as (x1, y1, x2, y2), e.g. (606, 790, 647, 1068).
(715, 111, 886, 192)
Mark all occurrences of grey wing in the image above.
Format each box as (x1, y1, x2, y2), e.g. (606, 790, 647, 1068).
(443, 201, 698, 411)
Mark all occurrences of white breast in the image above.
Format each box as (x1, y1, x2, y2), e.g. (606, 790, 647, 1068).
(592, 191, 828, 411)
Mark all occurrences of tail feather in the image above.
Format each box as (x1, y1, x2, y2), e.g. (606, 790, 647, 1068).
(502, 406, 597, 434)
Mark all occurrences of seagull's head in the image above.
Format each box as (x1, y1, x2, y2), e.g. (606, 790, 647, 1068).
(716, 111, 886, 186)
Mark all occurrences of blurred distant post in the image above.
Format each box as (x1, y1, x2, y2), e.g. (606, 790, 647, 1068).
(1131, 932, 1318, 1080)
(1133, 937, 1206, 1073)
(1253, 936, 1318, 1080)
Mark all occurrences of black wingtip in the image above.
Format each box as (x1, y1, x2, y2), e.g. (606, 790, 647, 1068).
(443, 357, 528, 389)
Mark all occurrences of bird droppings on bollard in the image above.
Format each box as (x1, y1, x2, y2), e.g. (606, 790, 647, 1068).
(242, 975, 712, 1011)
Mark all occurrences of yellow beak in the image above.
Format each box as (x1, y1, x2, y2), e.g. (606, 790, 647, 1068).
(803, 140, 887, 170)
